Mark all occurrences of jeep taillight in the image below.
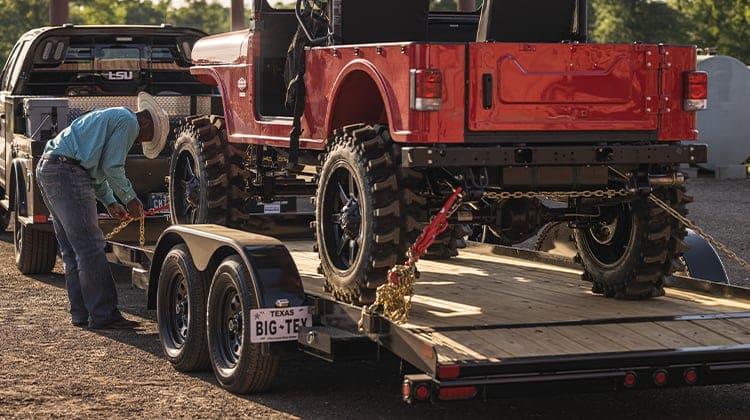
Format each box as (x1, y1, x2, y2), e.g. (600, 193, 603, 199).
(684, 71, 708, 111)
(410, 69, 442, 111)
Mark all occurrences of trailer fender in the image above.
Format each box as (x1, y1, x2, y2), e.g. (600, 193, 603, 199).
(10, 158, 28, 217)
(682, 229, 730, 284)
(147, 224, 306, 309)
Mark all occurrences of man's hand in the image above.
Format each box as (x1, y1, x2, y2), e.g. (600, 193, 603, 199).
(107, 202, 127, 219)
(126, 198, 144, 219)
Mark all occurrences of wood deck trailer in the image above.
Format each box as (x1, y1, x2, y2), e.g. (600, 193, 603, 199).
(106, 222, 750, 403)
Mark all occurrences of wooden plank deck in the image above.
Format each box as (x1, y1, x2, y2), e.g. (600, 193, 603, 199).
(284, 241, 750, 364)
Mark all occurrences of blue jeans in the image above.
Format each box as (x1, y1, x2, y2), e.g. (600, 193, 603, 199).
(36, 158, 122, 324)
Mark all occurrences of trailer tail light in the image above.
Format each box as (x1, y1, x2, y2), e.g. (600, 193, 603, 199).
(623, 371, 638, 388)
(410, 68, 443, 111)
(684, 368, 698, 385)
(403, 379, 432, 403)
(653, 369, 669, 386)
(437, 364, 460, 379)
(684, 71, 708, 111)
(33, 215, 48, 223)
(438, 386, 477, 401)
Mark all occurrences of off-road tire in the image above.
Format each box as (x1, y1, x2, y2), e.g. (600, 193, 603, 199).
(574, 186, 691, 299)
(315, 124, 401, 305)
(14, 186, 57, 274)
(207, 255, 279, 393)
(392, 147, 462, 260)
(157, 244, 210, 372)
(169, 116, 230, 225)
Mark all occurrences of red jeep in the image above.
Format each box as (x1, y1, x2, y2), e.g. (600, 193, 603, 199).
(172, 0, 707, 304)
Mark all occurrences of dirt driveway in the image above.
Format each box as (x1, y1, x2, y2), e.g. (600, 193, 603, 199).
(1, 177, 750, 418)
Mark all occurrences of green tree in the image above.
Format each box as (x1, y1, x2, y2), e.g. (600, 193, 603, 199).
(671, 0, 750, 62)
(166, 0, 231, 34)
(70, 0, 168, 25)
(0, 0, 49, 65)
(589, 0, 686, 44)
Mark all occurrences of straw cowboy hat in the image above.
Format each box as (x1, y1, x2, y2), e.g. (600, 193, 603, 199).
(137, 92, 169, 159)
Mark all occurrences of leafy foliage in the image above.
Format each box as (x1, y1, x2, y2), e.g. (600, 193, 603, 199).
(0, 0, 49, 67)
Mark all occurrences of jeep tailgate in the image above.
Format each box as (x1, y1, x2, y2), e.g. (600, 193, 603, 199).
(468, 43, 660, 134)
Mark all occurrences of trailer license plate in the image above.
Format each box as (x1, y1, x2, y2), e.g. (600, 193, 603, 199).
(250, 306, 311, 343)
(148, 192, 169, 214)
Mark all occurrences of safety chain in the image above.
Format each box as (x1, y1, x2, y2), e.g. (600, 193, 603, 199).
(483, 188, 633, 201)
(358, 188, 464, 330)
(104, 204, 169, 247)
(648, 194, 750, 274)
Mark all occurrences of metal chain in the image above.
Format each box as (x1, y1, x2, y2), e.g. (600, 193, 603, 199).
(104, 216, 146, 247)
(483, 188, 632, 201)
(358, 195, 464, 330)
(648, 194, 750, 274)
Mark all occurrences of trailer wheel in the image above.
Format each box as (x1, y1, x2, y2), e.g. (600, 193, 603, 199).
(575, 186, 690, 299)
(315, 125, 402, 305)
(13, 184, 56, 274)
(169, 116, 229, 225)
(207, 255, 279, 393)
(157, 244, 210, 372)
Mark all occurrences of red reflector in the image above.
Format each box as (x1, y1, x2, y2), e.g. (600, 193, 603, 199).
(437, 365, 460, 379)
(684, 368, 698, 385)
(415, 384, 431, 400)
(33, 215, 48, 223)
(438, 386, 477, 401)
(653, 369, 668, 386)
(623, 371, 638, 388)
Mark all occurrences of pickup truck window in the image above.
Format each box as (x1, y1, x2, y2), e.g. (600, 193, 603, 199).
(23, 36, 212, 97)
(2, 41, 31, 92)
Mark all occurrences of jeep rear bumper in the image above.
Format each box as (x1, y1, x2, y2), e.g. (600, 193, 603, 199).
(400, 143, 708, 168)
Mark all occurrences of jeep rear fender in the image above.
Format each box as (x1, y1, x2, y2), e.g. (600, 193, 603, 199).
(325, 60, 400, 141)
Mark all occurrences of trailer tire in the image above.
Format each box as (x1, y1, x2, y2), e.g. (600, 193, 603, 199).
(13, 185, 56, 274)
(157, 244, 210, 372)
(169, 116, 229, 225)
(315, 124, 401, 305)
(575, 186, 690, 299)
(207, 255, 279, 393)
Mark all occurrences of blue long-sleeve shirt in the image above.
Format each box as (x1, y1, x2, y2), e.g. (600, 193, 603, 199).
(44, 107, 139, 206)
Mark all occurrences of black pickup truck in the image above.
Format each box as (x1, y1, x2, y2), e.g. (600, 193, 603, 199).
(0, 24, 215, 273)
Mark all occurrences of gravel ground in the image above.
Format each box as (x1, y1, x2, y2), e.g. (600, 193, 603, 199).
(0, 176, 749, 418)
